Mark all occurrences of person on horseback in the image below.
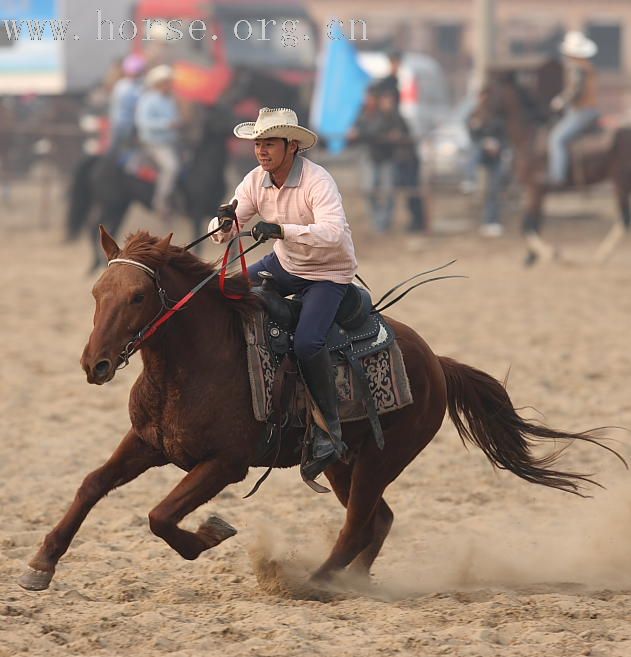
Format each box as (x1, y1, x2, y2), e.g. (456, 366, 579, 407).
(108, 53, 146, 154)
(208, 107, 358, 482)
(135, 65, 181, 218)
(547, 31, 600, 186)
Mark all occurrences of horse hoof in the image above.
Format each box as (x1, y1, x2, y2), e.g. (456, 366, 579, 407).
(309, 569, 333, 585)
(524, 251, 538, 267)
(198, 515, 237, 546)
(18, 567, 54, 591)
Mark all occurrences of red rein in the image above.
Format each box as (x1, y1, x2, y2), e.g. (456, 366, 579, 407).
(219, 217, 248, 300)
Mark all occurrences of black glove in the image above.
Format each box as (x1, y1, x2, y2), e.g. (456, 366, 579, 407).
(252, 221, 283, 241)
(217, 200, 237, 232)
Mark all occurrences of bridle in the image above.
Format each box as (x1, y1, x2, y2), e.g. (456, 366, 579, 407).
(106, 228, 264, 369)
(106, 257, 176, 368)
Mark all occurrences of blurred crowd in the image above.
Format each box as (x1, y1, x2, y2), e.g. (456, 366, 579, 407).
(0, 25, 607, 244)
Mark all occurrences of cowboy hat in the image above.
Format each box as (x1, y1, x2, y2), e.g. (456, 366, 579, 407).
(560, 31, 598, 59)
(145, 65, 174, 87)
(233, 107, 318, 152)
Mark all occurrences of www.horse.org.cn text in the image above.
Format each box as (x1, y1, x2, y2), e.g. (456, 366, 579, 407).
(0, 14, 369, 46)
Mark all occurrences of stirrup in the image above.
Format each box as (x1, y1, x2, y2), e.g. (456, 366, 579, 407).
(300, 451, 340, 493)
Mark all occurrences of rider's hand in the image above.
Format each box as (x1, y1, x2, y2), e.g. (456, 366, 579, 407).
(252, 221, 283, 241)
(217, 199, 238, 232)
(550, 96, 564, 112)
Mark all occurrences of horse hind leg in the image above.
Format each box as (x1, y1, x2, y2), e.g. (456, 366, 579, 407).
(348, 499, 394, 578)
(320, 461, 394, 580)
(311, 458, 387, 583)
(594, 184, 629, 264)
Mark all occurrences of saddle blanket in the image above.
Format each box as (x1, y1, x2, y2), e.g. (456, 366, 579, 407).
(242, 313, 413, 424)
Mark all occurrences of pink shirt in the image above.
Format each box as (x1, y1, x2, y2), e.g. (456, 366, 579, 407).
(211, 156, 358, 284)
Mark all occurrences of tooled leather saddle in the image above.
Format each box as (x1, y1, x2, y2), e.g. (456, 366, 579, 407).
(254, 271, 394, 446)
(242, 272, 398, 496)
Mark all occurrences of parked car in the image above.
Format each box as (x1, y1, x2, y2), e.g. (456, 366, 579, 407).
(422, 95, 476, 184)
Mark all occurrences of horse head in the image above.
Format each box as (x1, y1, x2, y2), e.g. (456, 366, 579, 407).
(81, 226, 172, 385)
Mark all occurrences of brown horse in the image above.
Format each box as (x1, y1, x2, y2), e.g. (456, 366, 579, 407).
(473, 72, 631, 265)
(18, 227, 623, 592)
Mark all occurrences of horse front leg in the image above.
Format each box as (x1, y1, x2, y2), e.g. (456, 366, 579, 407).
(19, 430, 166, 591)
(148, 459, 248, 560)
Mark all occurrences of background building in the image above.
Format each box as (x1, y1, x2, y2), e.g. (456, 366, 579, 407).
(309, 0, 631, 111)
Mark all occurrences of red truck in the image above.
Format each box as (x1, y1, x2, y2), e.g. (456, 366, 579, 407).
(132, 0, 317, 113)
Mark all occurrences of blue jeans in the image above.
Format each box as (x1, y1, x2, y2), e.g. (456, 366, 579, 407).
(548, 108, 600, 184)
(365, 160, 396, 233)
(396, 157, 426, 232)
(248, 253, 348, 360)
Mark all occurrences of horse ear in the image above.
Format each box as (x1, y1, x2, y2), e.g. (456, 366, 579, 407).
(99, 224, 120, 261)
(155, 232, 173, 258)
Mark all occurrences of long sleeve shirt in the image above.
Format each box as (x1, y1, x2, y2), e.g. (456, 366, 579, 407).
(559, 60, 598, 111)
(109, 77, 143, 133)
(210, 156, 357, 283)
(135, 90, 179, 145)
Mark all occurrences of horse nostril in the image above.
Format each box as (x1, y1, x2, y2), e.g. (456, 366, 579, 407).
(94, 360, 111, 377)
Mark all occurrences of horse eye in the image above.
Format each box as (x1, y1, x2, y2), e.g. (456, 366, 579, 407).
(131, 293, 145, 305)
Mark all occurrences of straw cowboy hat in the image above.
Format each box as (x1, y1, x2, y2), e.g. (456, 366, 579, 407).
(233, 107, 318, 151)
(145, 65, 174, 87)
(560, 31, 598, 59)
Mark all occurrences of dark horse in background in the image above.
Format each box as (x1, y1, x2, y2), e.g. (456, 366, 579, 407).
(66, 68, 304, 271)
(18, 227, 624, 592)
(472, 70, 631, 265)
(67, 103, 235, 271)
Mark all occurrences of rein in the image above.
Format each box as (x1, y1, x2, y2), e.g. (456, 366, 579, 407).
(109, 229, 263, 369)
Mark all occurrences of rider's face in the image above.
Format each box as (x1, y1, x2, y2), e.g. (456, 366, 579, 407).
(254, 138, 289, 171)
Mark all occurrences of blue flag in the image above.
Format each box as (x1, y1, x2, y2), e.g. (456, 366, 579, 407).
(310, 30, 371, 154)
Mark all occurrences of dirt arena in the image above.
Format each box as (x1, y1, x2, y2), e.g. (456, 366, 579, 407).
(2, 186, 631, 657)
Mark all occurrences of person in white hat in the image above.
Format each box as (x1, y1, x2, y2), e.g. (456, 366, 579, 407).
(208, 107, 358, 484)
(547, 31, 600, 185)
(135, 65, 181, 217)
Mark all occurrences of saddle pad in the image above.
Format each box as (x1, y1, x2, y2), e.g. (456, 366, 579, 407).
(569, 129, 615, 158)
(242, 313, 414, 423)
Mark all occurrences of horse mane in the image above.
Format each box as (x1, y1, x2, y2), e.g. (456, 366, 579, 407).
(120, 231, 262, 320)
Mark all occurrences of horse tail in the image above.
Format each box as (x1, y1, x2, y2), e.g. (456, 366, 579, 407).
(439, 356, 625, 496)
(67, 154, 99, 240)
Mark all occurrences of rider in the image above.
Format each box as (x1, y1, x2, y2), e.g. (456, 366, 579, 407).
(547, 31, 600, 186)
(207, 107, 358, 482)
(108, 53, 146, 155)
(135, 65, 181, 217)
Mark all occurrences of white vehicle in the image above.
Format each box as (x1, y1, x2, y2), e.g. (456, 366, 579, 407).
(357, 50, 472, 181)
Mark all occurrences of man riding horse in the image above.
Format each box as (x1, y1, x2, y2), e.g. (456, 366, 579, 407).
(208, 108, 357, 484)
(547, 31, 600, 187)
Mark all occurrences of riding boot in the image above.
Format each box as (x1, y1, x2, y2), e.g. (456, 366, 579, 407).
(299, 346, 347, 482)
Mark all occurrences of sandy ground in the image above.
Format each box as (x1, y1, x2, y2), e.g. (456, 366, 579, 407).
(2, 186, 631, 657)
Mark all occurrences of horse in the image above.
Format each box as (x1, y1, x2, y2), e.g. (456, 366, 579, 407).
(472, 72, 631, 265)
(66, 103, 234, 271)
(18, 227, 624, 592)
